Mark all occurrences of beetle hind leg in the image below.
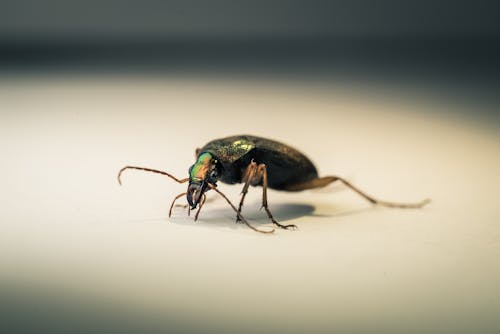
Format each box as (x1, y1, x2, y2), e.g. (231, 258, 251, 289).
(285, 176, 430, 209)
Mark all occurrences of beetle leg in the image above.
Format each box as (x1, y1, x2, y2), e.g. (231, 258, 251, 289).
(207, 183, 274, 234)
(235, 161, 258, 223)
(169, 192, 187, 218)
(256, 164, 297, 230)
(285, 176, 430, 208)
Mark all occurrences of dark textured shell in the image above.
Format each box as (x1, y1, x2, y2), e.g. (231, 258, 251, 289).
(200, 136, 256, 163)
(199, 135, 318, 190)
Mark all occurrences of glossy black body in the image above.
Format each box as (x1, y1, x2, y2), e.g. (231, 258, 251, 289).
(199, 135, 318, 190)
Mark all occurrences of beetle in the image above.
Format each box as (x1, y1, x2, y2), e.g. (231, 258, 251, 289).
(118, 135, 430, 233)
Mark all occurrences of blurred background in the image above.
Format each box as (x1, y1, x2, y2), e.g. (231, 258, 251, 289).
(2, 0, 500, 83)
(1, 1, 500, 334)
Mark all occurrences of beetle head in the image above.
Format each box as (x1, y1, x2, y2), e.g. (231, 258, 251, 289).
(187, 152, 220, 209)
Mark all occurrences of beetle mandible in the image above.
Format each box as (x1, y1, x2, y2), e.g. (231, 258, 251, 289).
(118, 135, 430, 233)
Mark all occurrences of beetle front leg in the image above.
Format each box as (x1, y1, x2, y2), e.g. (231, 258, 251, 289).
(169, 192, 187, 218)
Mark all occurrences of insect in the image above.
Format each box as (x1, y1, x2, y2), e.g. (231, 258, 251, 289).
(118, 135, 430, 233)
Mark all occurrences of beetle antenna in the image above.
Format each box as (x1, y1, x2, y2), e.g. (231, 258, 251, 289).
(118, 166, 189, 185)
(207, 184, 274, 234)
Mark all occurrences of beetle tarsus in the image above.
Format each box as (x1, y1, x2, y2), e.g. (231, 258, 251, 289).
(267, 211, 298, 230)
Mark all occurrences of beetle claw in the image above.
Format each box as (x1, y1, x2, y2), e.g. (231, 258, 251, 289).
(273, 221, 298, 230)
(235, 213, 244, 223)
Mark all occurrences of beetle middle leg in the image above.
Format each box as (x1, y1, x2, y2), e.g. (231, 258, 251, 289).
(257, 164, 297, 230)
(236, 162, 297, 230)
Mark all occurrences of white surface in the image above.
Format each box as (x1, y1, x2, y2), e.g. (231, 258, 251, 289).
(1, 75, 499, 333)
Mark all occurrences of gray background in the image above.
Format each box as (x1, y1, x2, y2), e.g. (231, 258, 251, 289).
(2, 0, 499, 38)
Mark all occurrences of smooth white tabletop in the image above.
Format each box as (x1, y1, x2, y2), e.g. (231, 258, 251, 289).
(1, 75, 499, 333)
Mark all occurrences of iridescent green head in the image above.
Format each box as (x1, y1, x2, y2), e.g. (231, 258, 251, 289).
(187, 152, 220, 209)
